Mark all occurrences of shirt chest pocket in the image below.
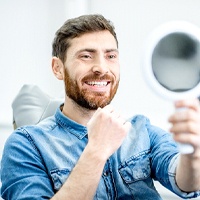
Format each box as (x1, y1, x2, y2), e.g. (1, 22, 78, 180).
(50, 168, 71, 191)
(118, 152, 151, 183)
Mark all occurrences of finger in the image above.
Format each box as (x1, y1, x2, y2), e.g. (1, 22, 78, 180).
(173, 132, 200, 148)
(110, 109, 120, 116)
(91, 105, 114, 120)
(169, 121, 200, 134)
(168, 109, 198, 123)
(175, 98, 200, 112)
(103, 105, 124, 121)
(102, 104, 114, 113)
(124, 121, 132, 132)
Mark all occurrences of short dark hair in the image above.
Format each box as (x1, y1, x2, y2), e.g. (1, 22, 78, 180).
(52, 14, 118, 63)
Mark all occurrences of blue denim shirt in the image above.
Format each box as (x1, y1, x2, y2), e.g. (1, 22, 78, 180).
(1, 106, 200, 199)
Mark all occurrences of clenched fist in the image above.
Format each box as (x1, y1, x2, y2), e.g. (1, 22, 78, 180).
(87, 105, 131, 161)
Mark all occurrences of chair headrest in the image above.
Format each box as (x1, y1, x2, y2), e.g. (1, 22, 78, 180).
(12, 84, 63, 129)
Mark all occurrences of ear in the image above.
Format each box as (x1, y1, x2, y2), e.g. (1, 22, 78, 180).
(52, 57, 64, 80)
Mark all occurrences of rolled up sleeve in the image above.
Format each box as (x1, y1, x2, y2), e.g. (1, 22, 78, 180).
(168, 154, 200, 199)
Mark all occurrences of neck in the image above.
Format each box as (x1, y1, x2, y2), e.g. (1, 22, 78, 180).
(62, 97, 96, 126)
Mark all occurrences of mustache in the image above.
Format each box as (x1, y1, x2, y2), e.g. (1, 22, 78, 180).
(82, 74, 113, 82)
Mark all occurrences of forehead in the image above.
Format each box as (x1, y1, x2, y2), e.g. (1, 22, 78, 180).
(68, 30, 118, 53)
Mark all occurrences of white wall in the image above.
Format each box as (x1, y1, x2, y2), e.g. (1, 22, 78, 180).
(0, 0, 66, 125)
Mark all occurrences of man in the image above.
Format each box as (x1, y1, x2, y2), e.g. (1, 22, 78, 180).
(1, 14, 200, 199)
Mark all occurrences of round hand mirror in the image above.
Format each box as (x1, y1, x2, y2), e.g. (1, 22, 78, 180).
(142, 21, 200, 154)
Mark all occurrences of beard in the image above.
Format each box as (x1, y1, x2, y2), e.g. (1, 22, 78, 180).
(64, 68, 119, 110)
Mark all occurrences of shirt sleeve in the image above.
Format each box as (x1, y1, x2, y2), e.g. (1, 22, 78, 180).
(147, 122, 200, 199)
(168, 154, 200, 199)
(1, 129, 55, 199)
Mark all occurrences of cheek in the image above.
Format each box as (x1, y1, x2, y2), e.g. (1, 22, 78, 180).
(111, 68, 120, 81)
(73, 73, 85, 87)
(67, 61, 89, 80)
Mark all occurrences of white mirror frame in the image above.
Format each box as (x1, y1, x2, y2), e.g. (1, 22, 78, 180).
(142, 21, 200, 154)
(142, 21, 200, 101)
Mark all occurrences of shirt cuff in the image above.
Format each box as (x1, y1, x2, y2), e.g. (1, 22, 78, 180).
(168, 153, 200, 198)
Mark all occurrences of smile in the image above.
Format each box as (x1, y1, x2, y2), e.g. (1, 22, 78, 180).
(86, 81, 109, 86)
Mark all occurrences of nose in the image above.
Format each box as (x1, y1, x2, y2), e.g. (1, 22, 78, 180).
(92, 56, 109, 74)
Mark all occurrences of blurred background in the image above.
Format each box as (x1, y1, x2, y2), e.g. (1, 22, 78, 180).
(1, 0, 200, 199)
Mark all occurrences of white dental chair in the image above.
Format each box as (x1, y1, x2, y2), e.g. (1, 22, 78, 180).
(12, 84, 63, 129)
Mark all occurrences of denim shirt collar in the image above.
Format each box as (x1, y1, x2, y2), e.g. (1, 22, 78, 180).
(55, 105, 88, 139)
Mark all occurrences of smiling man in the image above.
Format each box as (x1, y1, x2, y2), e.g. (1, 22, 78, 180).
(1, 14, 200, 200)
(54, 31, 120, 111)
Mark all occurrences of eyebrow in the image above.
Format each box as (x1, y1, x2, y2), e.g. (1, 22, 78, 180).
(76, 48, 119, 54)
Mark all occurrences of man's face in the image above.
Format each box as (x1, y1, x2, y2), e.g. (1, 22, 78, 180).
(63, 30, 120, 110)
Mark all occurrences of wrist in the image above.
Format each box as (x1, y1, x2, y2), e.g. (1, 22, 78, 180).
(84, 143, 109, 164)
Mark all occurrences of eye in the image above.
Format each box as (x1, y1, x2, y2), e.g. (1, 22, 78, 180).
(108, 54, 116, 59)
(81, 54, 91, 58)
(107, 53, 117, 60)
(79, 53, 92, 60)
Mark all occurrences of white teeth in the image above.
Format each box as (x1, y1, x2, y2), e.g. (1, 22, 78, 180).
(87, 81, 107, 86)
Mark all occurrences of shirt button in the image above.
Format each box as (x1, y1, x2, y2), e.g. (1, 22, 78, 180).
(103, 171, 108, 176)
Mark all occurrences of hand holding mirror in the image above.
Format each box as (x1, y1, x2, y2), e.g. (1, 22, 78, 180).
(142, 21, 200, 154)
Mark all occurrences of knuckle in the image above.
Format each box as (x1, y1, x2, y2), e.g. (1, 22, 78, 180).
(186, 122, 194, 131)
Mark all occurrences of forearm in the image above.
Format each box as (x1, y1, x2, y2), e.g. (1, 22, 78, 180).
(51, 105, 130, 199)
(51, 145, 106, 200)
(176, 150, 200, 192)
(168, 99, 200, 192)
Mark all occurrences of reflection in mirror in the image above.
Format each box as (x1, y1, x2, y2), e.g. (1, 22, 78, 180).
(152, 32, 200, 92)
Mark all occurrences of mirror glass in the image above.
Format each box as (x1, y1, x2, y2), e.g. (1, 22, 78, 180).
(143, 21, 200, 101)
(152, 32, 200, 93)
